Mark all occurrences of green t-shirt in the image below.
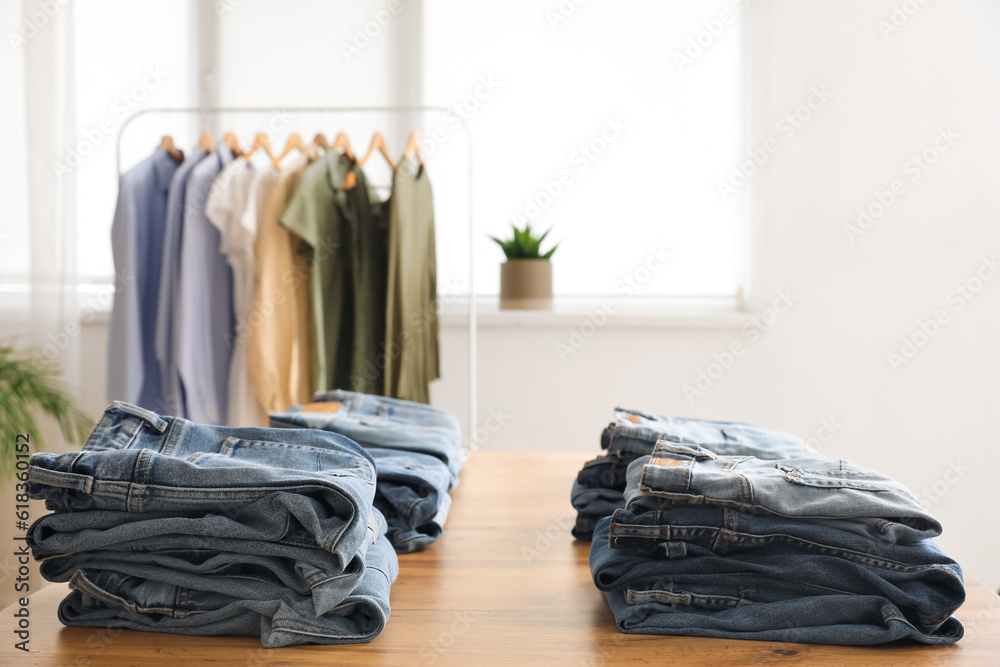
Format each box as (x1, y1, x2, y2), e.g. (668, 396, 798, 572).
(385, 160, 440, 403)
(280, 151, 355, 393)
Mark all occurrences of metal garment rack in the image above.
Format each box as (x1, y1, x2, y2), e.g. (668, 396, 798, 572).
(116, 106, 477, 442)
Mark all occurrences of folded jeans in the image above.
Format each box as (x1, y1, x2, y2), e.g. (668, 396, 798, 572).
(626, 444, 941, 544)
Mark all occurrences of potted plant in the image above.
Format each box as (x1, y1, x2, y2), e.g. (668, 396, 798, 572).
(490, 224, 558, 310)
(0, 344, 93, 477)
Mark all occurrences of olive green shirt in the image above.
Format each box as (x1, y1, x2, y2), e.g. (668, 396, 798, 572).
(280, 151, 356, 394)
(385, 160, 440, 403)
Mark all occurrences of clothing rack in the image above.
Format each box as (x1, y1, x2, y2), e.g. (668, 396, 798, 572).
(116, 106, 477, 443)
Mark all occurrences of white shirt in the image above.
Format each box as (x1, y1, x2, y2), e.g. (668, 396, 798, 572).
(205, 159, 274, 426)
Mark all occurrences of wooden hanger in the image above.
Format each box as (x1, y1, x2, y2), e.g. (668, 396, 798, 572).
(160, 135, 183, 163)
(199, 132, 215, 152)
(404, 131, 424, 166)
(242, 133, 279, 169)
(274, 132, 306, 166)
(312, 133, 329, 150)
(332, 132, 355, 161)
(333, 132, 358, 188)
(359, 132, 396, 169)
(223, 132, 243, 157)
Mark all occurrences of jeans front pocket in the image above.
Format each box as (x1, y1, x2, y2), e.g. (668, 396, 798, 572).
(777, 461, 895, 492)
(219, 438, 375, 483)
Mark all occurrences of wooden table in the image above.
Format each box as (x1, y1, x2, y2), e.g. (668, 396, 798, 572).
(3, 452, 998, 665)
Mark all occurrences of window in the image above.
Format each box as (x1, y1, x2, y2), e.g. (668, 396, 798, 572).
(423, 0, 747, 301)
(74, 0, 194, 281)
(6, 0, 747, 307)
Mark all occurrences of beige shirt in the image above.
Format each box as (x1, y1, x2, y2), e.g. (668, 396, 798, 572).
(246, 146, 320, 414)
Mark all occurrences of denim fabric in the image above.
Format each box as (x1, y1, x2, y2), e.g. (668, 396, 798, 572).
(571, 453, 637, 541)
(627, 444, 940, 544)
(606, 507, 965, 620)
(29, 509, 374, 596)
(571, 481, 624, 520)
(591, 516, 963, 645)
(52, 524, 397, 647)
(576, 453, 633, 490)
(572, 513, 600, 541)
(28, 403, 378, 572)
(368, 448, 452, 553)
(601, 407, 819, 460)
(25, 401, 399, 647)
(270, 389, 466, 488)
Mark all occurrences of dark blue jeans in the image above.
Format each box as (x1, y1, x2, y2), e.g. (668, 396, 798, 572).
(590, 512, 964, 645)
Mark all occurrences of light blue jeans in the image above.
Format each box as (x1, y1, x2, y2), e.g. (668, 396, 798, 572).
(270, 390, 466, 553)
(627, 444, 941, 544)
(601, 407, 819, 460)
(27, 401, 398, 647)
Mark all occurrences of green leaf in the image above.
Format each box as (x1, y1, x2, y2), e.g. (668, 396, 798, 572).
(0, 344, 94, 478)
(542, 243, 559, 259)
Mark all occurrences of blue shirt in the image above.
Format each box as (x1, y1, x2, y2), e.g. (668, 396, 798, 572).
(107, 147, 180, 409)
(154, 147, 207, 418)
(175, 146, 235, 424)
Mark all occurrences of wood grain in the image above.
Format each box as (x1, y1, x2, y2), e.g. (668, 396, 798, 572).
(1, 452, 996, 666)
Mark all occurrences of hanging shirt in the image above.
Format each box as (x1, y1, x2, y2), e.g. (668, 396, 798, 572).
(205, 158, 272, 427)
(153, 146, 207, 417)
(385, 160, 440, 404)
(246, 146, 320, 413)
(107, 146, 180, 410)
(280, 151, 358, 394)
(175, 146, 235, 424)
(345, 171, 389, 396)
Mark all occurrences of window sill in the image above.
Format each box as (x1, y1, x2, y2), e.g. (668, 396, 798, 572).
(439, 296, 746, 330)
(1, 291, 746, 331)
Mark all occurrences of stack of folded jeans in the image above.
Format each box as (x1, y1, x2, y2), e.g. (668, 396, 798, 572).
(26, 401, 398, 648)
(589, 440, 966, 645)
(269, 389, 467, 553)
(572, 407, 817, 539)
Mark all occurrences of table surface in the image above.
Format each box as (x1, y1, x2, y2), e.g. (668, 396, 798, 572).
(3, 452, 998, 666)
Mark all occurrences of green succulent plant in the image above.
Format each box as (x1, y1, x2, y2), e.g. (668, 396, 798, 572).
(490, 223, 558, 260)
(0, 344, 93, 477)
